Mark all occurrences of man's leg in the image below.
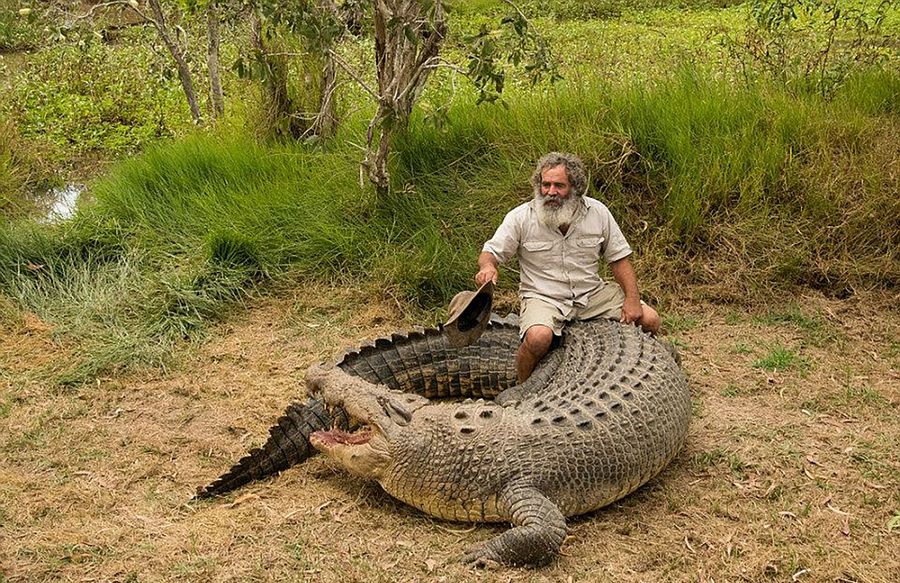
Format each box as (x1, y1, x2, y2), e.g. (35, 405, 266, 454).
(517, 325, 554, 383)
(636, 304, 661, 335)
(517, 297, 565, 383)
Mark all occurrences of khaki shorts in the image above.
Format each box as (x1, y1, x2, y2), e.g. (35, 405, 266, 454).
(519, 283, 628, 339)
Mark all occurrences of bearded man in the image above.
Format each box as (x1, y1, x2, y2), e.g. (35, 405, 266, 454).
(475, 152, 661, 382)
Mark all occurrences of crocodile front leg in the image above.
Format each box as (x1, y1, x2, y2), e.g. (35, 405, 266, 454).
(463, 485, 567, 568)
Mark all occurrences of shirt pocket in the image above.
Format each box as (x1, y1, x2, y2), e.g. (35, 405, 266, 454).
(523, 240, 554, 253)
(576, 236, 604, 249)
(572, 236, 604, 266)
(521, 239, 556, 265)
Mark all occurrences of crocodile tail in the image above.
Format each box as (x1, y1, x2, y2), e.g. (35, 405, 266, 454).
(194, 319, 520, 499)
(194, 397, 342, 499)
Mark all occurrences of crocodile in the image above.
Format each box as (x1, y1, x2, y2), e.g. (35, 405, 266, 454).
(196, 318, 691, 567)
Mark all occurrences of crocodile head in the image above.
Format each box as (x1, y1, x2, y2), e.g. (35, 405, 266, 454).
(306, 364, 428, 480)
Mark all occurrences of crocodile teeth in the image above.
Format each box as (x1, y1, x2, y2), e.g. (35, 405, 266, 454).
(312, 427, 372, 446)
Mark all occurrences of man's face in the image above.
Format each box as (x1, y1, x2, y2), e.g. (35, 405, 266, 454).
(540, 165, 571, 208)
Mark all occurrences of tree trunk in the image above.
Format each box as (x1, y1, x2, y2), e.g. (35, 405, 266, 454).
(311, 0, 340, 139)
(364, 0, 446, 196)
(206, 0, 224, 119)
(251, 13, 304, 139)
(147, 0, 202, 124)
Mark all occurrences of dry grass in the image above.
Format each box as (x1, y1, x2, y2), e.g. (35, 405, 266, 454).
(1, 284, 898, 583)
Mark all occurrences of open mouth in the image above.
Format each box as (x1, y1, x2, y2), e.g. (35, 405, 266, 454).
(310, 426, 372, 446)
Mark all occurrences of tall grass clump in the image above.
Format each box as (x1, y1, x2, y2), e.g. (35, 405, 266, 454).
(394, 67, 899, 296)
(83, 67, 898, 302)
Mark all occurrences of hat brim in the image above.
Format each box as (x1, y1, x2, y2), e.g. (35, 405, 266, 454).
(444, 281, 494, 348)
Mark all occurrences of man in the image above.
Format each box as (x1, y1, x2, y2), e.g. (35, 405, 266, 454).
(475, 152, 660, 383)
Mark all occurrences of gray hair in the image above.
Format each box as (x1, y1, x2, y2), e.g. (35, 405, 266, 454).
(530, 152, 588, 198)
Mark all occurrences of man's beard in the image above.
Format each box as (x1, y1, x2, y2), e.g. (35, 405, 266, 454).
(535, 192, 580, 231)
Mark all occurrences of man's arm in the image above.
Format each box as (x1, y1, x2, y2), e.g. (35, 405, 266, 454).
(478, 207, 522, 286)
(609, 257, 643, 324)
(476, 252, 499, 286)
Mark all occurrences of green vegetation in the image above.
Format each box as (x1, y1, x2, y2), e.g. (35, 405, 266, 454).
(0, 118, 57, 217)
(663, 313, 700, 333)
(730, 341, 752, 355)
(756, 305, 824, 330)
(12, 43, 181, 156)
(754, 304, 845, 346)
(0, 0, 42, 51)
(752, 343, 810, 372)
(800, 367, 889, 412)
(720, 383, 740, 397)
(0, 0, 898, 382)
(690, 447, 748, 477)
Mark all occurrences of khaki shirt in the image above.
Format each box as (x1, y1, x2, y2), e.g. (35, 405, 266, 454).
(482, 197, 632, 312)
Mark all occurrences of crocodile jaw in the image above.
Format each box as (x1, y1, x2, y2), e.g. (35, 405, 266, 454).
(306, 364, 427, 480)
(310, 426, 392, 480)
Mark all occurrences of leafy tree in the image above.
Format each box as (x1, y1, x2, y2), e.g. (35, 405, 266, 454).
(237, 0, 559, 194)
(22, 0, 558, 194)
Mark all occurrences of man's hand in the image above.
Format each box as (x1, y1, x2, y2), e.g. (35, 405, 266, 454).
(620, 297, 643, 325)
(609, 257, 643, 325)
(476, 252, 499, 286)
(475, 265, 498, 286)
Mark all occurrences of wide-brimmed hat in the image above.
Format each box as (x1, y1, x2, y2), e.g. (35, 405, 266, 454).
(443, 281, 494, 348)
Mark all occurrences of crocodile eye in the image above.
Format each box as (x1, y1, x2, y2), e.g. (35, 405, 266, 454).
(479, 410, 493, 419)
(454, 410, 468, 420)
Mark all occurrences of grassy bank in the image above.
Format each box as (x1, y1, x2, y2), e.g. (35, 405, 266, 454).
(1, 66, 897, 383)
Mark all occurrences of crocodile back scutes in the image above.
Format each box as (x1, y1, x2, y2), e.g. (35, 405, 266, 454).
(511, 320, 691, 514)
(335, 322, 521, 399)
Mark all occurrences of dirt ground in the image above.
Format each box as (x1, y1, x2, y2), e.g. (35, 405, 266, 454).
(1, 284, 898, 583)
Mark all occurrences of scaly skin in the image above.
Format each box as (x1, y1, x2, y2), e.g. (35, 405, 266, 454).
(306, 320, 691, 567)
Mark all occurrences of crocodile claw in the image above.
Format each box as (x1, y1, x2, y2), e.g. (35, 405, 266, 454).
(462, 544, 502, 570)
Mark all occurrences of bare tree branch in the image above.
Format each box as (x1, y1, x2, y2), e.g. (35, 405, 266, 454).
(327, 48, 379, 101)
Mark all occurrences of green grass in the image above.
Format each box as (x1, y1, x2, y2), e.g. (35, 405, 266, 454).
(756, 305, 823, 331)
(720, 382, 756, 397)
(2, 66, 898, 382)
(753, 344, 810, 372)
(754, 305, 845, 346)
(0, 119, 58, 217)
(0, 395, 11, 419)
(848, 440, 900, 483)
(730, 341, 752, 355)
(690, 447, 748, 477)
(663, 313, 699, 333)
(0, 0, 898, 383)
(800, 368, 889, 413)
